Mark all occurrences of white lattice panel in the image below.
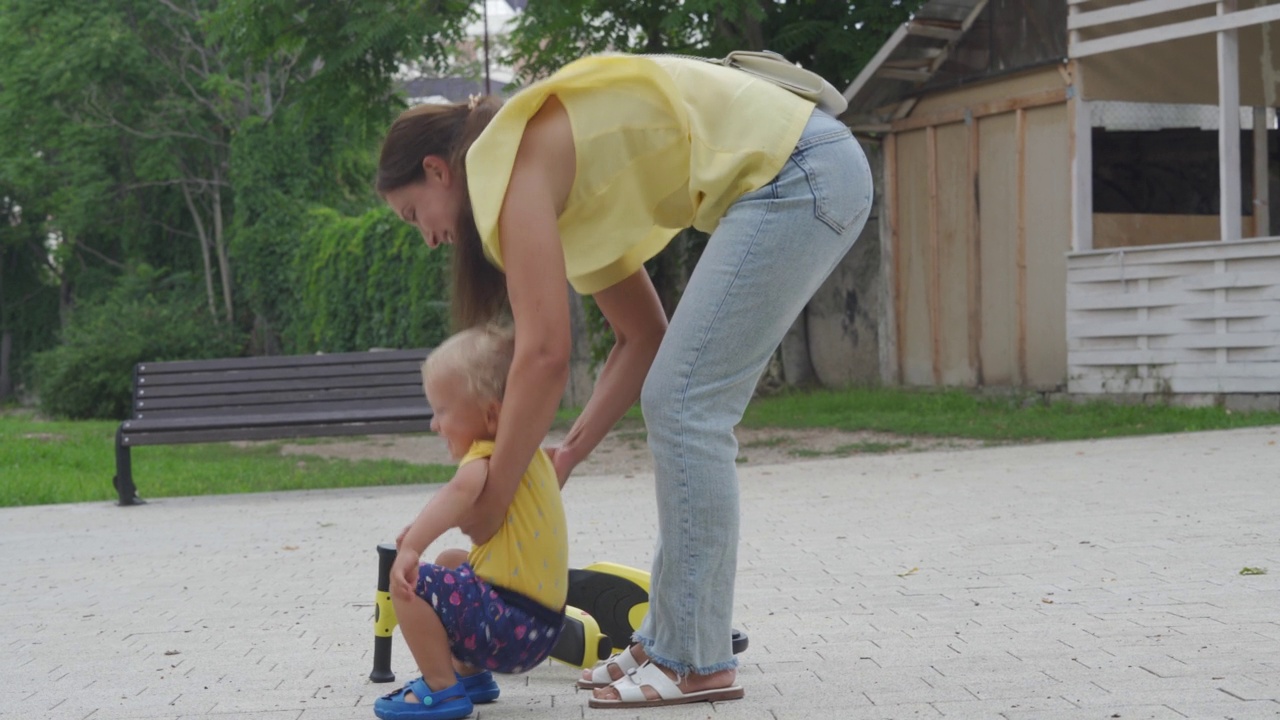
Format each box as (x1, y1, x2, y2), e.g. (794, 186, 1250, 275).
(1067, 236, 1280, 394)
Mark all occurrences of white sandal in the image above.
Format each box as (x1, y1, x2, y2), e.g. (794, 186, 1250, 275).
(587, 661, 744, 708)
(576, 646, 643, 690)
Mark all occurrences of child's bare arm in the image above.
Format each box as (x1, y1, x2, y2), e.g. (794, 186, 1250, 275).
(398, 459, 489, 559)
(390, 460, 489, 602)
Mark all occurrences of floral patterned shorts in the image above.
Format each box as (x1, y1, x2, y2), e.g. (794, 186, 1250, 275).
(414, 562, 563, 673)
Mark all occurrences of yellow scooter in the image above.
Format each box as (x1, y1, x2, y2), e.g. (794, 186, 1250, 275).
(370, 544, 747, 681)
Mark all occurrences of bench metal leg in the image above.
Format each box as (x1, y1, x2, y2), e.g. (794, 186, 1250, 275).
(370, 543, 399, 683)
(113, 428, 144, 506)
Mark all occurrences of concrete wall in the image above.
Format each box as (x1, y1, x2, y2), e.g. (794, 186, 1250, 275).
(803, 141, 885, 388)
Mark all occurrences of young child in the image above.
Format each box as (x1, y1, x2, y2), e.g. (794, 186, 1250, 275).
(376, 324, 568, 720)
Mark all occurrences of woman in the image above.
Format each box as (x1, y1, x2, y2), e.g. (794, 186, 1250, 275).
(377, 53, 872, 709)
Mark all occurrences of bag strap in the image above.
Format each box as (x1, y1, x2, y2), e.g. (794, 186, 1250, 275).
(641, 50, 848, 115)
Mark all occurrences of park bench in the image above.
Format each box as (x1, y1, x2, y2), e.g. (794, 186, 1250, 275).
(113, 348, 434, 506)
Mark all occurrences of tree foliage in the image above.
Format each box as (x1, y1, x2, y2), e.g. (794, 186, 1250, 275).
(286, 207, 451, 354)
(508, 0, 927, 86)
(0, 0, 473, 410)
(0, 0, 164, 399)
(207, 0, 474, 136)
(0, 193, 60, 400)
(32, 265, 244, 420)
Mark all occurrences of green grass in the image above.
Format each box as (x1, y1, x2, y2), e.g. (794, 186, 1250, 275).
(738, 435, 917, 457)
(1, 412, 453, 508)
(741, 435, 792, 449)
(828, 440, 915, 455)
(8, 386, 1279, 508)
(738, 387, 1280, 441)
(557, 386, 1280, 442)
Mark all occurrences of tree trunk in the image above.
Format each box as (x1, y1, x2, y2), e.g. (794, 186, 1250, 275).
(58, 265, 74, 328)
(0, 330, 11, 403)
(563, 287, 595, 408)
(211, 163, 234, 324)
(0, 250, 7, 402)
(181, 180, 219, 321)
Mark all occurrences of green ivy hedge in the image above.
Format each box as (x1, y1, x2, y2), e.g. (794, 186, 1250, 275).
(283, 206, 450, 354)
(32, 204, 451, 420)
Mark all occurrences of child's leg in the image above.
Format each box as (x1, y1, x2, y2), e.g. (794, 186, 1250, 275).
(452, 657, 483, 678)
(390, 587, 456, 696)
(434, 548, 469, 569)
(430, 550, 484, 678)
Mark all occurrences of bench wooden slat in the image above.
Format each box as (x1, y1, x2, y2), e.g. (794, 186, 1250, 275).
(135, 387, 427, 413)
(136, 375, 422, 399)
(122, 406, 430, 434)
(134, 348, 431, 375)
(136, 359, 427, 387)
(121, 418, 435, 447)
(136, 397, 428, 420)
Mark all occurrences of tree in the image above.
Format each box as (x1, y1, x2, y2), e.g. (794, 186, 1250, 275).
(96, 0, 469, 325)
(0, 0, 474, 339)
(209, 0, 474, 136)
(2, 0, 484, 410)
(0, 0, 154, 401)
(0, 0, 235, 324)
(0, 192, 59, 402)
(208, 0, 473, 349)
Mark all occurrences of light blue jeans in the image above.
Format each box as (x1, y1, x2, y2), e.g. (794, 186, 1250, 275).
(635, 109, 873, 675)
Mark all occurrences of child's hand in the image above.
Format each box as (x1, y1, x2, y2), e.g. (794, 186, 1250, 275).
(390, 550, 421, 602)
(394, 523, 411, 550)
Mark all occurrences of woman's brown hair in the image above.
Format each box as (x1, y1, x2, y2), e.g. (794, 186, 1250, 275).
(377, 97, 509, 330)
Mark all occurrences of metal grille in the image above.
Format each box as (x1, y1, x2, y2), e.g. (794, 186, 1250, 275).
(1091, 101, 1278, 131)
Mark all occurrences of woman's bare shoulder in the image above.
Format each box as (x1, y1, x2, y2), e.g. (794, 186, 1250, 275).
(513, 95, 576, 213)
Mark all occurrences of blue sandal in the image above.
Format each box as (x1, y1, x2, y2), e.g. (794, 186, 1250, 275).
(456, 670, 499, 703)
(374, 678, 474, 720)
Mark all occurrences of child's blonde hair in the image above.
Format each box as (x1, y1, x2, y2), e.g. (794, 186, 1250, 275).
(421, 323, 515, 403)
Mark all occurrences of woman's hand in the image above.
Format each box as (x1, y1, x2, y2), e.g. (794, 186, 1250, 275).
(544, 445, 577, 488)
(390, 550, 421, 602)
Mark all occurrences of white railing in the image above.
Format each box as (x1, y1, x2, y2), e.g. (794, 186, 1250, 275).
(1067, 236, 1280, 394)
(1068, 0, 1280, 59)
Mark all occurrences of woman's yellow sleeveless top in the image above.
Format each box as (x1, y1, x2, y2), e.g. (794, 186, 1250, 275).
(465, 54, 815, 294)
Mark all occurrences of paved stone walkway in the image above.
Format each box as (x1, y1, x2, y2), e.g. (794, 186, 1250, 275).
(3, 427, 1279, 720)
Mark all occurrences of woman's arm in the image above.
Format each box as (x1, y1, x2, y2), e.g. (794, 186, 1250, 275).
(553, 270, 667, 481)
(462, 97, 577, 544)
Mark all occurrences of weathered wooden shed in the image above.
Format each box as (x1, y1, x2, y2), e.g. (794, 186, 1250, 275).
(842, 0, 1280, 402)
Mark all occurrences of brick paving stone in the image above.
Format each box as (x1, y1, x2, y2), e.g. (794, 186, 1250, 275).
(2, 426, 1278, 719)
(1001, 706, 1190, 720)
